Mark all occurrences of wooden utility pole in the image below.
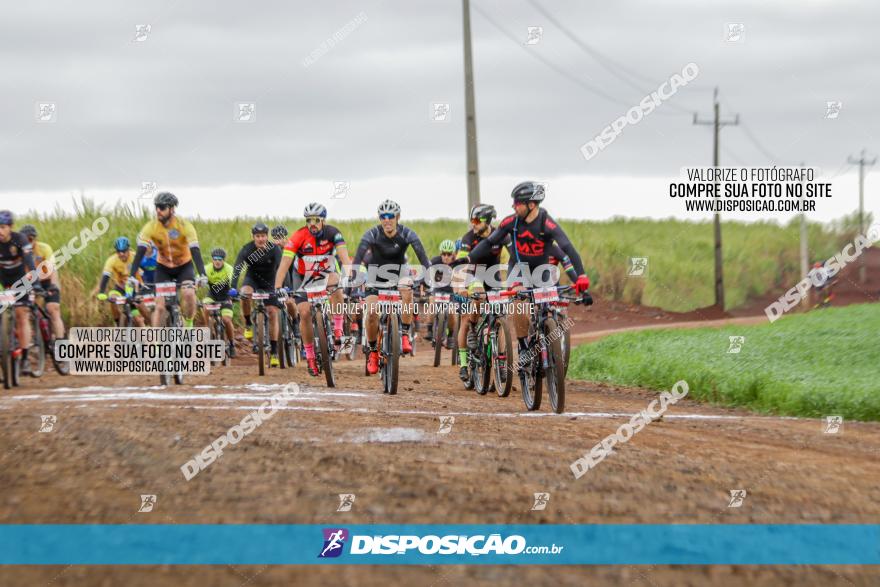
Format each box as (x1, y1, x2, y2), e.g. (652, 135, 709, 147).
(693, 87, 739, 310)
(847, 148, 876, 283)
(462, 0, 480, 213)
(799, 162, 810, 309)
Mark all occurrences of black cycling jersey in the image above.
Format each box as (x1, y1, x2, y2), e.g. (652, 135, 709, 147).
(470, 209, 585, 275)
(427, 255, 455, 293)
(459, 228, 509, 266)
(231, 241, 282, 291)
(0, 232, 36, 284)
(352, 224, 431, 281)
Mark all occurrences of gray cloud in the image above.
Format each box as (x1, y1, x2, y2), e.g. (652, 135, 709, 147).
(1, 0, 877, 192)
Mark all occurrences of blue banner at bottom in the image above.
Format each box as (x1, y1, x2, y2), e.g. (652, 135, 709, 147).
(1, 525, 878, 565)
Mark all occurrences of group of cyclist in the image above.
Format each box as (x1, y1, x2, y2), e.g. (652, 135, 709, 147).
(0, 179, 593, 388)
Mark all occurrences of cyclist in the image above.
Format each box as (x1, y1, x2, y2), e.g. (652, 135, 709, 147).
(129, 192, 207, 328)
(351, 199, 431, 375)
(19, 225, 65, 340)
(274, 203, 351, 377)
(203, 247, 236, 358)
(271, 224, 300, 327)
(231, 222, 283, 367)
(0, 210, 37, 365)
(424, 239, 458, 348)
(456, 182, 592, 370)
(97, 237, 146, 327)
(453, 203, 511, 382)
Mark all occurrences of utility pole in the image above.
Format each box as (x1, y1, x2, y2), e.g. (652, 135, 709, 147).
(462, 0, 481, 214)
(693, 87, 739, 310)
(847, 148, 876, 284)
(799, 162, 810, 309)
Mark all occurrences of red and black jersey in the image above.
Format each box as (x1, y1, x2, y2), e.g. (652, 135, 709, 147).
(470, 209, 585, 275)
(283, 225, 346, 275)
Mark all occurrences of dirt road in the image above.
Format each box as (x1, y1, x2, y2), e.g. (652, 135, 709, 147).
(2, 331, 880, 586)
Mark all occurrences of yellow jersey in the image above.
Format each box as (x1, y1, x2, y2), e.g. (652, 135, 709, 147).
(137, 216, 199, 268)
(102, 252, 133, 289)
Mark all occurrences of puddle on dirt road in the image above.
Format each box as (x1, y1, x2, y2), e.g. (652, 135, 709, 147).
(346, 427, 427, 443)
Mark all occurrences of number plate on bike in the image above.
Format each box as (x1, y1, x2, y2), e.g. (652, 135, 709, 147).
(204, 303, 220, 311)
(486, 290, 507, 304)
(114, 297, 127, 305)
(378, 290, 401, 302)
(434, 293, 451, 303)
(142, 294, 156, 307)
(252, 292, 270, 300)
(534, 287, 559, 304)
(307, 290, 328, 303)
(156, 282, 177, 297)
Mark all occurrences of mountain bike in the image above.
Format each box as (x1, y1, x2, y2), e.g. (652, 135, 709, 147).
(373, 289, 404, 395)
(512, 285, 582, 414)
(155, 281, 185, 386)
(245, 290, 274, 377)
(277, 293, 301, 369)
(468, 290, 515, 397)
(30, 289, 69, 376)
(304, 285, 342, 388)
(430, 291, 458, 368)
(0, 291, 23, 389)
(341, 290, 363, 362)
(200, 297, 231, 367)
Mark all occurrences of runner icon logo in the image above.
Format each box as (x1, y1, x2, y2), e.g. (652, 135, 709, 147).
(531, 493, 550, 511)
(337, 494, 356, 512)
(727, 336, 745, 354)
(824, 415, 843, 434)
(138, 495, 157, 513)
(39, 415, 57, 433)
(437, 416, 455, 434)
(728, 489, 747, 508)
(319, 528, 349, 558)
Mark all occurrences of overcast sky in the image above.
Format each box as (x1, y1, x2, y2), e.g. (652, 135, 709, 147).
(1, 0, 877, 223)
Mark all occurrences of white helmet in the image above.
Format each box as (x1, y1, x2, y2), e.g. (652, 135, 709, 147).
(377, 199, 401, 216)
(303, 202, 327, 218)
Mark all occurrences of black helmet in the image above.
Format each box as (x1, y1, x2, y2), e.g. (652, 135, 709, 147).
(154, 191, 179, 207)
(469, 203, 496, 223)
(511, 181, 545, 203)
(271, 225, 288, 240)
(19, 224, 37, 238)
(211, 247, 226, 259)
(252, 222, 269, 235)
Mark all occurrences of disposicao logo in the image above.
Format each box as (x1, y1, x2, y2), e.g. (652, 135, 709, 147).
(318, 528, 349, 558)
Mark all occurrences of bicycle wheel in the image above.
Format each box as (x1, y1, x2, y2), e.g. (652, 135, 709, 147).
(544, 318, 566, 414)
(493, 318, 513, 398)
(562, 322, 571, 377)
(382, 316, 399, 395)
(26, 311, 46, 378)
(314, 307, 336, 388)
(432, 313, 445, 368)
(1, 312, 12, 389)
(213, 317, 229, 367)
(172, 308, 185, 385)
(256, 310, 266, 376)
(519, 342, 542, 411)
(50, 333, 70, 376)
(473, 325, 490, 396)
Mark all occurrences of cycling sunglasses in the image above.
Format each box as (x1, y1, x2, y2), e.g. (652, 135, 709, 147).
(379, 213, 396, 220)
(211, 256, 225, 261)
(155, 204, 170, 211)
(305, 217, 323, 225)
(470, 217, 489, 224)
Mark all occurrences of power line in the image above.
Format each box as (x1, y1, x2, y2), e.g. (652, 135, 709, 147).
(471, 3, 651, 110)
(525, 0, 698, 116)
